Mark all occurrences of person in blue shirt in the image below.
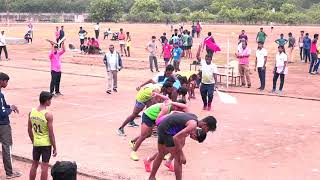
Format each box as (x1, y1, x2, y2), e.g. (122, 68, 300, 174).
(303, 33, 311, 63)
(0, 72, 22, 178)
(171, 43, 183, 72)
(275, 34, 288, 46)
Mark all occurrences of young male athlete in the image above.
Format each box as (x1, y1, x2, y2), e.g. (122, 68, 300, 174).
(28, 91, 57, 180)
(148, 112, 217, 180)
(129, 99, 188, 161)
(117, 82, 174, 136)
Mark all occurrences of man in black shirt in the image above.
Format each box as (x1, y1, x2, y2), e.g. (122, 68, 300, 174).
(148, 112, 217, 180)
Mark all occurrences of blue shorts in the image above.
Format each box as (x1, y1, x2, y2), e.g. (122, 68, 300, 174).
(135, 100, 146, 109)
(142, 113, 155, 127)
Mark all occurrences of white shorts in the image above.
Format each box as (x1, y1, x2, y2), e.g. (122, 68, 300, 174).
(119, 40, 125, 45)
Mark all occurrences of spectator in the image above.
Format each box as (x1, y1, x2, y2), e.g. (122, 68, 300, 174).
(236, 42, 251, 88)
(309, 34, 319, 74)
(171, 42, 183, 72)
(24, 31, 32, 44)
(303, 33, 311, 63)
(299, 31, 304, 62)
(88, 38, 100, 54)
(0, 31, 9, 60)
(191, 22, 196, 38)
(118, 28, 126, 56)
(256, 27, 267, 44)
(125, 32, 131, 57)
(146, 36, 159, 72)
(196, 44, 218, 111)
(104, 28, 112, 40)
(288, 32, 296, 63)
(275, 34, 288, 46)
(160, 39, 172, 67)
(94, 22, 100, 39)
(255, 41, 268, 91)
(58, 26, 65, 48)
(49, 42, 65, 96)
(78, 27, 87, 53)
(159, 33, 167, 45)
(196, 21, 202, 38)
(103, 45, 122, 94)
(272, 46, 288, 94)
(238, 30, 248, 43)
(0, 72, 22, 178)
(313, 47, 320, 74)
(55, 26, 60, 43)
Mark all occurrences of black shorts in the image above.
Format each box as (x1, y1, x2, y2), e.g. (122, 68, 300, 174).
(142, 113, 155, 127)
(157, 126, 175, 147)
(187, 46, 192, 50)
(183, 46, 188, 50)
(33, 146, 52, 163)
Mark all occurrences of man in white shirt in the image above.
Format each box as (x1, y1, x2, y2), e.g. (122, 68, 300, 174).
(94, 22, 100, 39)
(196, 44, 218, 111)
(255, 41, 268, 90)
(103, 45, 122, 94)
(0, 31, 9, 60)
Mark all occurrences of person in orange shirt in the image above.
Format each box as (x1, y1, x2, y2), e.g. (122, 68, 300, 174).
(118, 28, 127, 57)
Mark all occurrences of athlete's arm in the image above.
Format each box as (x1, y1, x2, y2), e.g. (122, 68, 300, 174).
(136, 79, 156, 91)
(46, 112, 57, 157)
(152, 92, 169, 100)
(27, 112, 33, 143)
(173, 120, 197, 151)
(170, 101, 189, 112)
(196, 44, 201, 62)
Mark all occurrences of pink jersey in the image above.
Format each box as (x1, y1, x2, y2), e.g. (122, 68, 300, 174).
(204, 36, 221, 52)
(55, 31, 60, 39)
(49, 50, 65, 72)
(162, 44, 172, 59)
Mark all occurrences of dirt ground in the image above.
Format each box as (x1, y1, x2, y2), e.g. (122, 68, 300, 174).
(0, 23, 319, 180)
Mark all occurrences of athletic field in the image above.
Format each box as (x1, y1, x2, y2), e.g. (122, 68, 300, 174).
(0, 23, 319, 180)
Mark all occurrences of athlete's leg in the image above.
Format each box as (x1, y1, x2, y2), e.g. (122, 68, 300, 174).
(29, 161, 39, 180)
(40, 163, 49, 180)
(119, 105, 144, 129)
(133, 123, 152, 151)
(149, 144, 167, 180)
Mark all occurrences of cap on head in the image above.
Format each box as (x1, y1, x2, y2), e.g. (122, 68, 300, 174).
(0, 72, 10, 81)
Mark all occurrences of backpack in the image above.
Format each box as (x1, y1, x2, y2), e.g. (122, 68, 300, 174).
(51, 161, 77, 180)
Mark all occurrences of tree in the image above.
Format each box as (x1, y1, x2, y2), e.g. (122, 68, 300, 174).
(88, 0, 123, 22)
(128, 0, 163, 22)
(280, 3, 297, 14)
(159, 0, 175, 13)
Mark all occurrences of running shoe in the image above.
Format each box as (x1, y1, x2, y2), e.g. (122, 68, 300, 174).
(128, 121, 139, 128)
(164, 161, 174, 172)
(6, 172, 22, 179)
(144, 158, 152, 172)
(130, 151, 139, 161)
(129, 140, 135, 150)
(117, 128, 126, 136)
(202, 106, 207, 110)
(207, 106, 212, 111)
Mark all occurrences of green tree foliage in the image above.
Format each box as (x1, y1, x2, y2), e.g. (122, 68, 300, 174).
(2, 0, 320, 24)
(88, 0, 123, 22)
(128, 0, 163, 22)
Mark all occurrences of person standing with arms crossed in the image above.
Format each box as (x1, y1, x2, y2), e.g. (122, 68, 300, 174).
(0, 31, 9, 61)
(146, 36, 159, 72)
(49, 42, 65, 96)
(55, 26, 60, 43)
(78, 27, 87, 53)
(255, 41, 268, 91)
(272, 46, 288, 94)
(287, 32, 296, 63)
(28, 91, 57, 180)
(0, 72, 22, 178)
